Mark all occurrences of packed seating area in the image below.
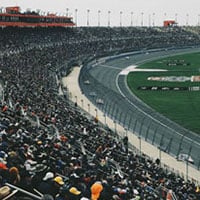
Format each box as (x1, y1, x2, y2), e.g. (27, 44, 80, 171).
(0, 26, 200, 200)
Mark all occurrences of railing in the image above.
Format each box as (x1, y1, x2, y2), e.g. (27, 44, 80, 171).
(5, 183, 42, 200)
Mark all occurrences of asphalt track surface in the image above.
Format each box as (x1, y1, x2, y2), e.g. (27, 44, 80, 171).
(79, 47, 200, 169)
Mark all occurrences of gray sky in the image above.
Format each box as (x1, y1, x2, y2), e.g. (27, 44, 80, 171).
(1, 0, 200, 26)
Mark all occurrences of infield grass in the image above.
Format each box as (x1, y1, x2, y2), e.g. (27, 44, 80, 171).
(127, 52, 200, 134)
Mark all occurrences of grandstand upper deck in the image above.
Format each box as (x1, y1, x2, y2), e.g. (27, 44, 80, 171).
(0, 26, 200, 56)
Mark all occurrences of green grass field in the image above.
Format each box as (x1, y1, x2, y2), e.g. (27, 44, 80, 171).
(127, 52, 200, 134)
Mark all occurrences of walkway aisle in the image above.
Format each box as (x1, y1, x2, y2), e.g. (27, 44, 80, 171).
(62, 66, 200, 183)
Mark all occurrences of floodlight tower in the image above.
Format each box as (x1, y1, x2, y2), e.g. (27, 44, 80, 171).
(98, 10, 101, 26)
(131, 12, 134, 26)
(120, 11, 123, 27)
(87, 9, 90, 26)
(108, 10, 111, 27)
(141, 12, 144, 26)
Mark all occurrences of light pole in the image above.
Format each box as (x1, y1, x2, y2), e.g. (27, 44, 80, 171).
(108, 10, 111, 27)
(186, 13, 189, 26)
(152, 12, 155, 27)
(95, 108, 98, 118)
(148, 14, 151, 27)
(88, 103, 90, 114)
(114, 120, 117, 133)
(104, 113, 107, 125)
(141, 12, 144, 27)
(163, 12, 167, 26)
(98, 10, 101, 26)
(69, 92, 72, 100)
(164, 12, 167, 20)
(124, 128, 128, 137)
(81, 99, 84, 108)
(75, 9, 78, 26)
(158, 133, 164, 167)
(87, 9, 90, 26)
(159, 146, 161, 164)
(138, 117, 145, 136)
(94, 108, 98, 123)
(131, 12, 133, 26)
(186, 142, 193, 181)
(175, 13, 178, 23)
(120, 11, 123, 27)
(75, 95, 77, 107)
(138, 136, 141, 156)
(66, 8, 69, 17)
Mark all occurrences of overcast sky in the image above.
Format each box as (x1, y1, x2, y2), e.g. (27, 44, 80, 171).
(1, 0, 200, 27)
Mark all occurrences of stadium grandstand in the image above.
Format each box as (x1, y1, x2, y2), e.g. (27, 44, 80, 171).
(0, 21, 200, 200)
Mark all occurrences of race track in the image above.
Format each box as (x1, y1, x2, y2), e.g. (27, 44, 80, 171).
(79, 47, 200, 169)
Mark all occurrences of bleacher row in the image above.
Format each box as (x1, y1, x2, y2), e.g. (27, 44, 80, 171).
(0, 26, 200, 200)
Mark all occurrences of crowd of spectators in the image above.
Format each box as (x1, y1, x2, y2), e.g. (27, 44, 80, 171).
(0, 26, 200, 200)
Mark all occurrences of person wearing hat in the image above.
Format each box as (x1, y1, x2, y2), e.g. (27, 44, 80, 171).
(37, 173, 63, 199)
(54, 176, 64, 186)
(68, 187, 82, 200)
(0, 162, 8, 171)
(55, 186, 82, 200)
(47, 176, 65, 198)
(37, 172, 55, 196)
(55, 184, 69, 200)
(8, 166, 21, 185)
(90, 181, 103, 200)
(0, 186, 10, 199)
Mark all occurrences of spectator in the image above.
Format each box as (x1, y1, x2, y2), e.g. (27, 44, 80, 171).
(8, 166, 21, 185)
(90, 181, 103, 200)
(37, 172, 55, 195)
